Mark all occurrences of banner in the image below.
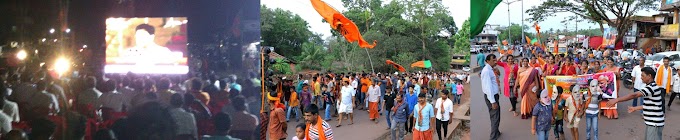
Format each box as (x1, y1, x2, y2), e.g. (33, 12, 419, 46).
(602, 28, 617, 48)
(544, 72, 618, 109)
(660, 24, 679, 38)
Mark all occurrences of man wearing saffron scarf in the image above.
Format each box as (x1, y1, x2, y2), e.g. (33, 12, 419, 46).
(268, 93, 287, 140)
(304, 104, 334, 140)
(656, 57, 672, 95)
(412, 93, 435, 140)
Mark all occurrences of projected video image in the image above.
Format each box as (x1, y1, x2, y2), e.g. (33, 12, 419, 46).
(105, 17, 188, 74)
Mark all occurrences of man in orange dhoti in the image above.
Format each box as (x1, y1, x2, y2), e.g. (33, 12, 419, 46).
(413, 93, 435, 140)
(368, 81, 381, 123)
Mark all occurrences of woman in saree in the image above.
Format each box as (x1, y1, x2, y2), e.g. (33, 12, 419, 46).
(599, 57, 619, 119)
(518, 68, 542, 119)
(497, 54, 520, 116)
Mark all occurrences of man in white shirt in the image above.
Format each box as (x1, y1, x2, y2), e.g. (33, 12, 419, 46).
(0, 87, 19, 122)
(631, 57, 646, 111)
(434, 89, 454, 140)
(669, 67, 680, 110)
(481, 54, 501, 140)
(337, 81, 355, 127)
(368, 81, 381, 123)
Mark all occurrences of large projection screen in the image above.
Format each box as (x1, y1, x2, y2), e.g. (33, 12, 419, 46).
(105, 17, 188, 74)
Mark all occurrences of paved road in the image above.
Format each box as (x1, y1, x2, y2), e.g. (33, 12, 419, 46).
(284, 85, 471, 140)
(469, 60, 680, 139)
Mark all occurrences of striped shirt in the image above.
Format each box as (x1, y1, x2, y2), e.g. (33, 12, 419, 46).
(308, 120, 334, 140)
(585, 91, 601, 115)
(641, 83, 664, 127)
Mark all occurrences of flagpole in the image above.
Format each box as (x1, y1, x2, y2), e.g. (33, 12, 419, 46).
(365, 48, 375, 73)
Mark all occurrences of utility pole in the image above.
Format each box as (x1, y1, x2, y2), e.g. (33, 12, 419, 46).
(521, 0, 524, 45)
(502, 0, 521, 45)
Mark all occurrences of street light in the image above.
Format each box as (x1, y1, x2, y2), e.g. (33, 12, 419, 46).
(502, 0, 522, 45)
(49, 28, 55, 34)
(65, 28, 71, 33)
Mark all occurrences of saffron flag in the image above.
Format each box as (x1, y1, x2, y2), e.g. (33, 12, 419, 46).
(411, 60, 432, 68)
(311, 0, 376, 48)
(470, 0, 502, 36)
(386, 60, 406, 72)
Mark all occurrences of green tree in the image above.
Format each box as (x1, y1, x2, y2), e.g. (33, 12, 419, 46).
(271, 59, 293, 75)
(496, 23, 533, 44)
(453, 20, 470, 55)
(261, 5, 315, 58)
(527, 0, 658, 47)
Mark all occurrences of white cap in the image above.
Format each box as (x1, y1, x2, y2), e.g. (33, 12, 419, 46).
(304, 80, 309, 84)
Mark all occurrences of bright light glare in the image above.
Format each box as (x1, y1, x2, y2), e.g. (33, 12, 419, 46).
(41, 38, 46, 42)
(16, 50, 27, 60)
(49, 28, 55, 34)
(83, 45, 88, 48)
(65, 28, 71, 33)
(55, 58, 70, 76)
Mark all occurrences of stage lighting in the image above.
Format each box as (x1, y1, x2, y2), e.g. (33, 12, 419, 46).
(55, 58, 70, 76)
(16, 50, 27, 60)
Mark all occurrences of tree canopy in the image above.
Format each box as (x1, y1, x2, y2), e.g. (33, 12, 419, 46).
(261, 0, 466, 73)
(527, 0, 658, 46)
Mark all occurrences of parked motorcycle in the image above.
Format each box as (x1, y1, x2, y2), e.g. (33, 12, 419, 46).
(621, 58, 637, 89)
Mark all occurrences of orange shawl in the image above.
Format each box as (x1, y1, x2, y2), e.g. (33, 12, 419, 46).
(656, 65, 672, 93)
(305, 116, 326, 140)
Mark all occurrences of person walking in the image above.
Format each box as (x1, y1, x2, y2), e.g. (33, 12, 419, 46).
(287, 88, 302, 122)
(481, 54, 501, 140)
(337, 81, 354, 127)
(670, 67, 680, 110)
(631, 57, 646, 113)
(531, 89, 553, 140)
(391, 94, 408, 140)
(384, 88, 396, 130)
(368, 81, 381, 123)
(412, 93, 435, 140)
(585, 79, 602, 140)
(434, 90, 454, 140)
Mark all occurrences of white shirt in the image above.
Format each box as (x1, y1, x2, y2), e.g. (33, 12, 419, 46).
(657, 66, 672, 88)
(632, 65, 645, 90)
(481, 64, 499, 103)
(0, 112, 10, 135)
(351, 79, 358, 89)
(96, 91, 129, 112)
(169, 108, 198, 137)
(368, 85, 380, 102)
(341, 86, 354, 105)
(1, 100, 19, 122)
(673, 74, 680, 93)
(435, 98, 454, 121)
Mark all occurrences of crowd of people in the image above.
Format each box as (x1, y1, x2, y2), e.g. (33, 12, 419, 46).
(0, 65, 262, 140)
(480, 43, 673, 140)
(266, 71, 469, 140)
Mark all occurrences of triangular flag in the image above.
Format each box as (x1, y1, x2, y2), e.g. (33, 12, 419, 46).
(411, 60, 432, 68)
(311, 0, 377, 48)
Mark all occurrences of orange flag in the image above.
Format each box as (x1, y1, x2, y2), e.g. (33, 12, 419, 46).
(525, 36, 532, 45)
(386, 60, 406, 72)
(553, 41, 558, 53)
(311, 0, 377, 49)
